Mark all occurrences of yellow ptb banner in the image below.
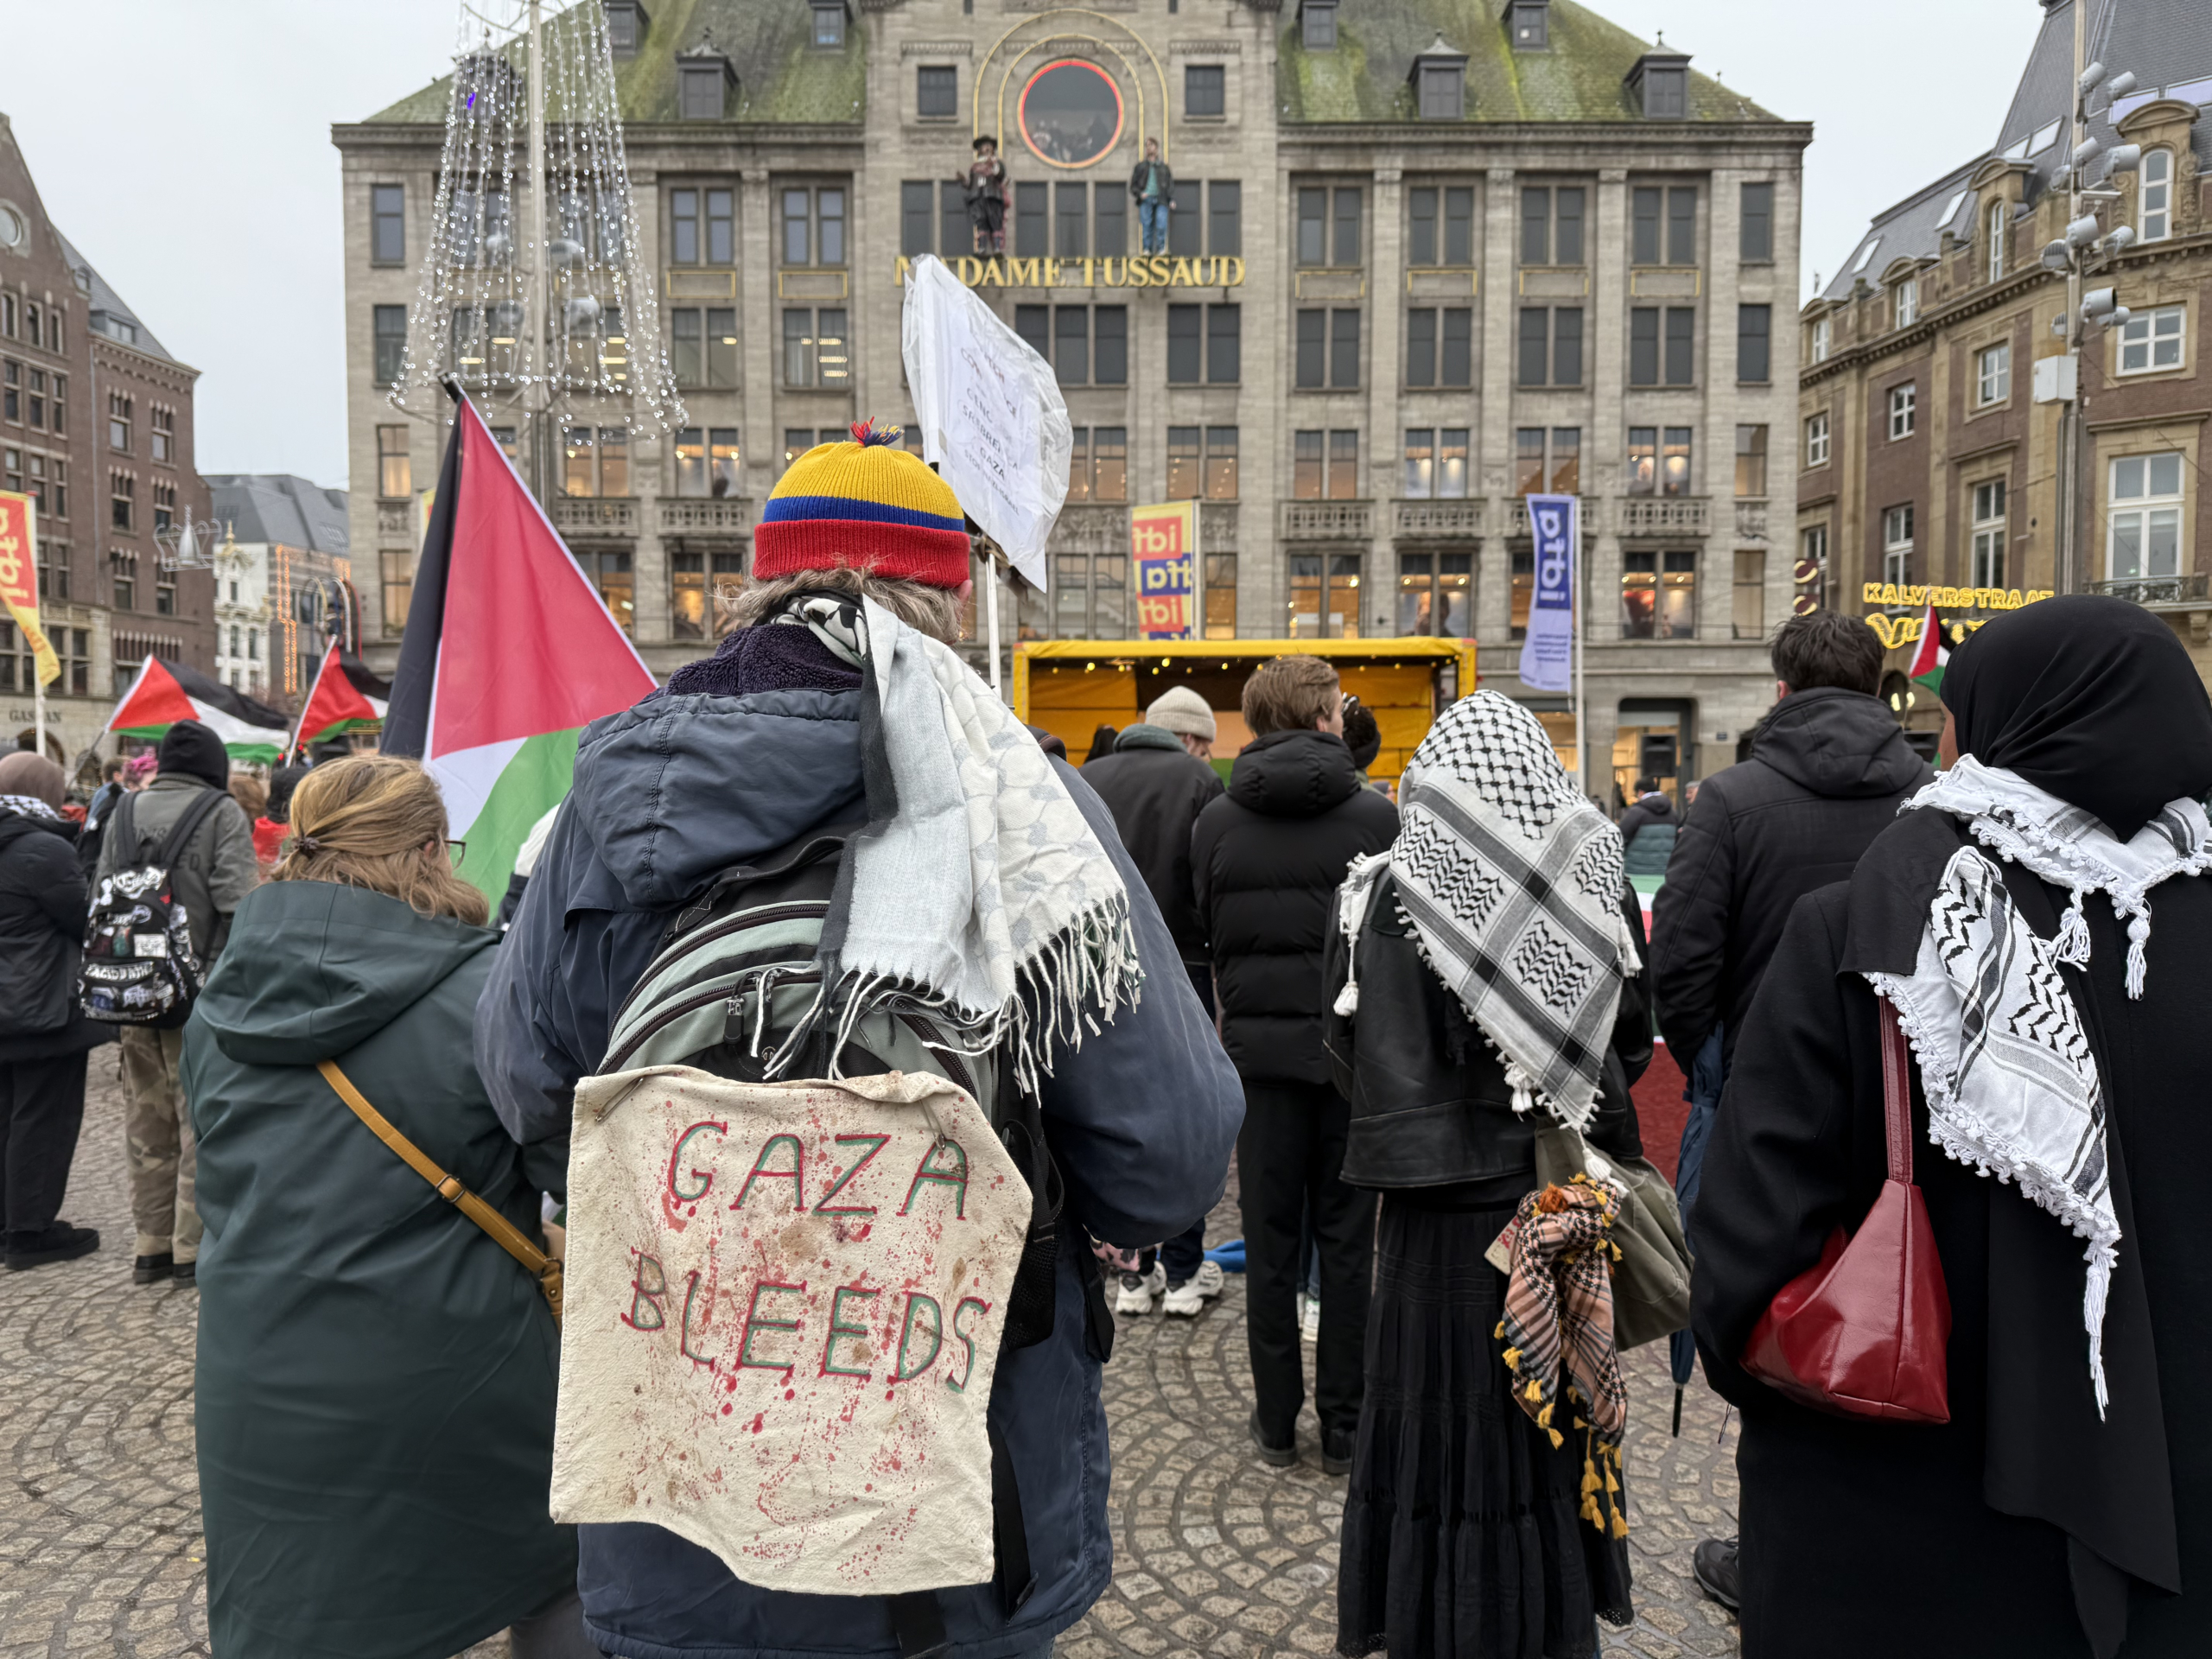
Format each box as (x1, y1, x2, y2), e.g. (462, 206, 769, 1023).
(0, 491, 56, 686)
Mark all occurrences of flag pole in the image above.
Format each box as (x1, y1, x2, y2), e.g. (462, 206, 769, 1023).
(1573, 497, 1587, 802)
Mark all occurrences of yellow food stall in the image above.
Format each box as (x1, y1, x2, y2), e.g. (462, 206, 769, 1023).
(1013, 637, 1478, 784)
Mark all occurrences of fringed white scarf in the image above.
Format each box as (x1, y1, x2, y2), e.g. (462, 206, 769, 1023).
(1872, 760, 2212, 1413)
(777, 594, 1141, 1090)
(1336, 692, 1638, 1130)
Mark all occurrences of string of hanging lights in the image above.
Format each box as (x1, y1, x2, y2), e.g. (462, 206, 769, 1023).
(389, 0, 683, 474)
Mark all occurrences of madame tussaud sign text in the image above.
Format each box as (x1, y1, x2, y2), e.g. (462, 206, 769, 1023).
(892, 254, 1246, 289)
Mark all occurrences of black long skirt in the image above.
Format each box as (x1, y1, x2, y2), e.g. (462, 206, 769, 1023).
(1337, 1192, 1632, 1659)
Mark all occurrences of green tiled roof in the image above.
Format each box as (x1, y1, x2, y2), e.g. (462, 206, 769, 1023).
(1280, 0, 1777, 124)
(365, 0, 865, 126)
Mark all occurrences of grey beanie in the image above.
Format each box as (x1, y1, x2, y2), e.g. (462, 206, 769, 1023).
(1145, 685, 1216, 741)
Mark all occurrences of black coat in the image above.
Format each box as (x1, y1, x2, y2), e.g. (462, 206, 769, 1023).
(0, 810, 111, 1063)
(1616, 792, 1675, 847)
(1650, 687, 1929, 1066)
(1192, 729, 1398, 1083)
(1693, 828, 2210, 1656)
(1080, 727, 1224, 964)
(1323, 868, 1651, 1195)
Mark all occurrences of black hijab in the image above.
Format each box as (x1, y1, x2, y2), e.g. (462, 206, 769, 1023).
(1942, 594, 2212, 840)
(156, 720, 231, 793)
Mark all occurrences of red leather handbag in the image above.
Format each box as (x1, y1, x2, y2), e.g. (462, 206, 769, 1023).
(1740, 998, 1951, 1423)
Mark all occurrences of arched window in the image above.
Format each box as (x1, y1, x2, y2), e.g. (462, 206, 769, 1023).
(1986, 199, 2007, 281)
(2140, 151, 2171, 243)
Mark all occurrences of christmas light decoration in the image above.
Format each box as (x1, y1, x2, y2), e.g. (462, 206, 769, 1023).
(390, 0, 683, 466)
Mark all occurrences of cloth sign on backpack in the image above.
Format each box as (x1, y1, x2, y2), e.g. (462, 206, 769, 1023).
(78, 788, 225, 1027)
(552, 1065, 1033, 1595)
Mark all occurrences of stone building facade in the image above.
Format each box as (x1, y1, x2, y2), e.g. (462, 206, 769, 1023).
(206, 473, 355, 709)
(1799, 0, 2212, 726)
(0, 112, 216, 766)
(335, 0, 1807, 796)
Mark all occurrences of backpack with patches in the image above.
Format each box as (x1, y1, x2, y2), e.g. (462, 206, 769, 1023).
(553, 822, 1101, 1614)
(79, 788, 226, 1028)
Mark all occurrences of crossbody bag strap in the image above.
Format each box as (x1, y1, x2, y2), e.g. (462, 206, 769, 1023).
(316, 1058, 563, 1321)
(1876, 998, 1915, 1186)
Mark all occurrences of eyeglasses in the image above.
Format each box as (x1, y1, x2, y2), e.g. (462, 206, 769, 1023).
(444, 838, 467, 864)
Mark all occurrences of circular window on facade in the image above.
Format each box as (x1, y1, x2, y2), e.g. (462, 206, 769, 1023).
(0, 205, 23, 250)
(1018, 60, 1124, 168)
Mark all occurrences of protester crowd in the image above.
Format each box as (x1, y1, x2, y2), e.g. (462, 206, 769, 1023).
(4, 425, 2210, 1659)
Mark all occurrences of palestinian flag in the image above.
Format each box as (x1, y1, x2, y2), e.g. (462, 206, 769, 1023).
(382, 391, 656, 900)
(1908, 601, 1950, 693)
(106, 656, 291, 764)
(289, 639, 389, 757)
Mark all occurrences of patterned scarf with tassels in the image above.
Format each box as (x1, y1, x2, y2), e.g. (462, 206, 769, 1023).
(1497, 1177, 1630, 1540)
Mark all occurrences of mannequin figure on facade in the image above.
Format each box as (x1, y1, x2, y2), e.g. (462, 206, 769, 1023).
(963, 136, 1008, 255)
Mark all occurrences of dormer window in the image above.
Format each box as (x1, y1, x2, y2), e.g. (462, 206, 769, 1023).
(810, 0, 846, 49)
(1510, 0, 1549, 50)
(1410, 35, 1467, 120)
(1300, 0, 1337, 51)
(1625, 44, 1690, 119)
(603, 0, 648, 59)
(677, 39, 737, 119)
(1986, 199, 2006, 281)
(1893, 276, 1918, 329)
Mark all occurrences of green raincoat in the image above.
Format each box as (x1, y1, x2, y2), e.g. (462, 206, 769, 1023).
(183, 880, 575, 1659)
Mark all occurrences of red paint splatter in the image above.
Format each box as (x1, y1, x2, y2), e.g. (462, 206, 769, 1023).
(721, 1403, 734, 1415)
(750, 1414, 765, 1434)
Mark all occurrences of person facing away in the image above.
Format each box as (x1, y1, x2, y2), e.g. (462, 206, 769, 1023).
(1080, 683, 1229, 1316)
(1616, 777, 1676, 873)
(93, 719, 257, 1289)
(0, 751, 111, 1271)
(1325, 691, 1654, 1656)
(1692, 595, 2212, 1658)
(78, 756, 133, 877)
(181, 756, 587, 1659)
(1340, 698, 1382, 787)
(476, 423, 1243, 1659)
(1129, 136, 1175, 255)
(1192, 654, 1398, 1474)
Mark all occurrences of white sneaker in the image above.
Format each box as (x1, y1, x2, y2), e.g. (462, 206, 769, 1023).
(1116, 1262, 1166, 1315)
(1301, 1294, 1321, 1344)
(1163, 1259, 1225, 1317)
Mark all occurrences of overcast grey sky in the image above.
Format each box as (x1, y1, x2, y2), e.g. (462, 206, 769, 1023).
(4, 0, 2048, 488)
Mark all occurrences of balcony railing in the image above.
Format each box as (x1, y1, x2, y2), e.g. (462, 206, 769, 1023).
(550, 497, 638, 535)
(1617, 496, 1711, 537)
(1734, 499, 1770, 542)
(2089, 572, 2211, 607)
(1506, 498, 1604, 537)
(1393, 499, 1484, 539)
(1280, 499, 1374, 542)
(658, 498, 753, 536)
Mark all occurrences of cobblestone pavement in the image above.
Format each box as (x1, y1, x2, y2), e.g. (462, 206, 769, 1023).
(0, 1068, 1739, 1658)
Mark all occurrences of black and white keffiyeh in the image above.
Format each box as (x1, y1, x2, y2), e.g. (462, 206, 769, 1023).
(1336, 691, 1637, 1129)
(0, 794, 63, 823)
(1871, 758, 2212, 1412)
(769, 591, 1141, 1090)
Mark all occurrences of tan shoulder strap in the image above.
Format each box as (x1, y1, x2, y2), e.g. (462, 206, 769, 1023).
(317, 1058, 563, 1321)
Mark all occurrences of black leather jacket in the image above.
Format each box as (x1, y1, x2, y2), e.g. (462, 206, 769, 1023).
(1324, 868, 1653, 1199)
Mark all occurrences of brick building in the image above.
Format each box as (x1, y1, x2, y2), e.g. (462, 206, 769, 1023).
(0, 111, 216, 766)
(336, 0, 1808, 798)
(1799, 0, 2212, 728)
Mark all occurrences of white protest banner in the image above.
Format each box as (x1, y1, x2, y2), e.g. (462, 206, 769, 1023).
(900, 253, 1071, 590)
(551, 1066, 1033, 1596)
(1517, 494, 1577, 695)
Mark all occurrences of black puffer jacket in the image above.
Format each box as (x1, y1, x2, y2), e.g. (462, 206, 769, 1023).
(0, 808, 111, 1063)
(1650, 686, 1930, 1067)
(1324, 869, 1653, 1195)
(1192, 729, 1398, 1083)
(1080, 724, 1224, 964)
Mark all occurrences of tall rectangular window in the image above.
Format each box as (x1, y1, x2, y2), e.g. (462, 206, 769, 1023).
(1516, 427, 1547, 496)
(1205, 554, 1236, 639)
(1095, 306, 1127, 384)
(671, 308, 703, 385)
(1970, 479, 2008, 588)
(1884, 504, 1915, 587)
(1056, 183, 1087, 257)
(1207, 304, 1241, 383)
(1520, 186, 1585, 264)
(1805, 410, 1830, 468)
(918, 65, 957, 117)
(2140, 150, 2172, 243)
(1521, 187, 1549, 264)
(377, 425, 411, 498)
(1735, 425, 1768, 497)
(672, 188, 700, 264)
(1549, 428, 1580, 493)
(1519, 308, 1549, 386)
(1167, 304, 1201, 383)
(1737, 303, 1770, 383)
(1411, 188, 1439, 265)
(1732, 550, 1765, 639)
(1977, 340, 2012, 405)
(1015, 304, 1051, 364)
(1185, 64, 1224, 117)
(1095, 188, 1125, 255)
(1166, 427, 1200, 499)
(1055, 306, 1088, 385)
(1170, 188, 1203, 258)
(1295, 309, 1325, 387)
(1813, 316, 1831, 362)
(1888, 383, 1916, 440)
(1333, 188, 1360, 265)
(371, 183, 405, 264)
(1628, 426, 1656, 494)
(705, 308, 737, 387)
(1630, 308, 1659, 385)
(901, 181, 934, 255)
(1405, 309, 1471, 388)
(1297, 188, 1327, 264)
(1407, 309, 1436, 387)
(1440, 308, 1471, 386)
(1402, 429, 1433, 499)
(1510, 550, 1535, 638)
(1209, 181, 1241, 257)
(2108, 454, 2183, 580)
(1662, 427, 1692, 496)
(1632, 187, 1662, 264)
(941, 182, 968, 257)
(1205, 427, 1239, 499)
(1015, 182, 1048, 257)
(382, 553, 413, 635)
(1294, 429, 1325, 499)
(1622, 550, 1696, 639)
(1330, 309, 1360, 387)
(1740, 182, 1773, 262)
(1667, 188, 1696, 264)
(1445, 186, 1474, 264)
(373, 305, 407, 385)
(707, 188, 734, 264)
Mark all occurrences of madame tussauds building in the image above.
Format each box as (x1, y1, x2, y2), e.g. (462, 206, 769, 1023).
(337, 0, 1810, 804)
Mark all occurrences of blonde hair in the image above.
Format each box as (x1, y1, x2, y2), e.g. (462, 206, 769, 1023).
(270, 756, 490, 926)
(727, 568, 966, 645)
(229, 772, 268, 820)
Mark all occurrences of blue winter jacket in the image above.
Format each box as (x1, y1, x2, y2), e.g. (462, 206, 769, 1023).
(475, 681, 1244, 1659)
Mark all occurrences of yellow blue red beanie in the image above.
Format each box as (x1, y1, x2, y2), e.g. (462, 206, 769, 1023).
(753, 421, 971, 589)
